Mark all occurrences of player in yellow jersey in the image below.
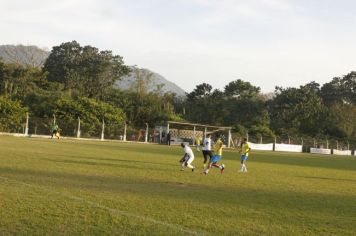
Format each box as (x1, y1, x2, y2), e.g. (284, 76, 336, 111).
(203, 133, 225, 175)
(240, 138, 251, 172)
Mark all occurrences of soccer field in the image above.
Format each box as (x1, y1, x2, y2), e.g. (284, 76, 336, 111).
(0, 136, 355, 235)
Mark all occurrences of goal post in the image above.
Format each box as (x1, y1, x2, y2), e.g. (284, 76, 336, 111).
(157, 121, 232, 147)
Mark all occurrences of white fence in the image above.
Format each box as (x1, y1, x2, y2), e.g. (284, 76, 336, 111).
(275, 143, 303, 153)
(310, 148, 332, 155)
(248, 142, 274, 151)
(333, 149, 352, 156)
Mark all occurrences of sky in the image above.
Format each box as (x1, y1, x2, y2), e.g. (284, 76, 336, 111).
(1, 0, 356, 93)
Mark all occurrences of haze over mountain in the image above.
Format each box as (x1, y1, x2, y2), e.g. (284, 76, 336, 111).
(0, 44, 186, 96)
(0, 45, 49, 67)
(115, 66, 186, 97)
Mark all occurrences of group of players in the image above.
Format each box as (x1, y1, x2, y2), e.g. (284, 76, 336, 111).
(179, 133, 251, 175)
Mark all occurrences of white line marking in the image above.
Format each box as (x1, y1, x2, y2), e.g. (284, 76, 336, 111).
(0, 176, 205, 236)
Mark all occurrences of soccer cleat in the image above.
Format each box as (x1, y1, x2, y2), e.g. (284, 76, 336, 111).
(192, 168, 195, 172)
(220, 164, 225, 174)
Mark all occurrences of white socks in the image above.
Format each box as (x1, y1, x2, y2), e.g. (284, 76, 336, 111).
(240, 164, 247, 172)
(186, 164, 194, 169)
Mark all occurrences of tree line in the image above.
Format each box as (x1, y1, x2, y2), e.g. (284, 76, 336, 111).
(0, 41, 355, 142)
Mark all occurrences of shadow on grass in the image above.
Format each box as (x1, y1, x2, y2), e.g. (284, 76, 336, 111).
(296, 176, 356, 183)
(1, 166, 356, 221)
(39, 158, 176, 172)
(39, 155, 178, 168)
(249, 154, 356, 172)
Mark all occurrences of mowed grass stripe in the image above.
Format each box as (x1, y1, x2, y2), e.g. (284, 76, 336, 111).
(0, 175, 205, 236)
(0, 136, 355, 235)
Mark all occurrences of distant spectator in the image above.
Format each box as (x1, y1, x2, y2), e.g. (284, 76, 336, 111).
(51, 123, 60, 139)
(167, 132, 171, 145)
(137, 129, 143, 141)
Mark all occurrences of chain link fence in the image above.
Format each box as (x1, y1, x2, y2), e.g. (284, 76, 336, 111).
(1, 112, 355, 153)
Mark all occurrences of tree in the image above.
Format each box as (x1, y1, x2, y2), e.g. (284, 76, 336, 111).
(269, 82, 325, 136)
(44, 41, 129, 98)
(186, 83, 212, 101)
(0, 96, 27, 132)
(79, 46, 130, 98)
(44, 41, 82, 96)
(224, 79, 260, 98)
(321, 72, 356, 105)
(129, 67, 154, 97)
(0, 60, 47, 98)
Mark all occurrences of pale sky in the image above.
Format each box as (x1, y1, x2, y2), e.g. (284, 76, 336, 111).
(1, 0, 355, 92)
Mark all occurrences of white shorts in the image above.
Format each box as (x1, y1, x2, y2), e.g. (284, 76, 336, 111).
(186, 156, 194, 165)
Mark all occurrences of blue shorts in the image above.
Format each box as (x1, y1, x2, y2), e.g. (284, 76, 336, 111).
(211, 154, 221, 163)
(241, 155, 248, 161)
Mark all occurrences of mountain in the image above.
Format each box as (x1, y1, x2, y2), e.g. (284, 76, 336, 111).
(0, 45, 186, 96)
(115, 66, 186, 97)
(0, 45, 49, 67)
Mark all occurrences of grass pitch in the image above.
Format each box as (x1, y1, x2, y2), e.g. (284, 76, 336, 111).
(0, 136, 355, 235)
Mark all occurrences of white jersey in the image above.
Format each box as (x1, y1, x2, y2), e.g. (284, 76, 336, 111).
(202, 137, 212, 151)
(184, 145, 194, 158)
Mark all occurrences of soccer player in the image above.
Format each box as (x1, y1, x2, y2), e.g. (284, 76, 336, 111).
(202, 133, 213, 169)
(240, 138, 251, 172)
(51, 123, 60, 139)
(203, 133, 225, 175)
(195, 136, 201, 151)
(179, 143, 195, 171)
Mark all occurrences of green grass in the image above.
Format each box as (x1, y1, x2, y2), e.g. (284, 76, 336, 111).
(0, 136, 355, 235)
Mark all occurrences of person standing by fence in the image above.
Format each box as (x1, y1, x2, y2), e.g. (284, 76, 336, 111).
(51, 123, 60, 139)
(167, 132, 171, 145)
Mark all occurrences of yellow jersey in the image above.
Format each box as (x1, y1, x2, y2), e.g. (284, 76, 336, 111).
(213, 139, 223, 156)
(241, 142, 251, 156)
(195, 137, 201, 145)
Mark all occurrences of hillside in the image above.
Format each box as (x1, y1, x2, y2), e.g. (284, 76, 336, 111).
(115, 66, 186, 97)
(0, 45, 186, 96)
(0, 45, 49, 67)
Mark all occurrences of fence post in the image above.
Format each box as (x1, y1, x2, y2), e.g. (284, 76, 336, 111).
(347, 141, 350, 150)
(228, 129, 231, 148)
(326, 139, 329, 149)
(273, 136, 276, 151)
(336, 140, 339, 150)
(246, 131, 249, 142)
(204, 127, 207, 138)
(123, 122, 127, 141)
(260, 135, 263, 144)
(25, 112, 29, 136)
(101, 119, 105, 141)
(77, 117, 81, 138)
(193, 126, 196, 145)
(313, 138, 316, 148)
(288, 136, 291, 144)
(145, 123, 148, 143)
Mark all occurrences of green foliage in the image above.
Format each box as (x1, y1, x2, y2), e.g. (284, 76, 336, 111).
(185, 82, 273, 136)
(0, 61, 48, 99)
(321, 72, 356, 105)
(269, 83, 325, 136)
(224, 79, 260, 98)
(325, 103, 356, 138)
(44, 41, 130, 98)
(101, 88, 182, 127)
(0, 96, 27, 132)
(2, 40, 356, 140)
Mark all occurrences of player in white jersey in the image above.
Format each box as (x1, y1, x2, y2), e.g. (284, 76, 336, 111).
(202, 133, 213, 169)
(179, 143, 195, 171)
